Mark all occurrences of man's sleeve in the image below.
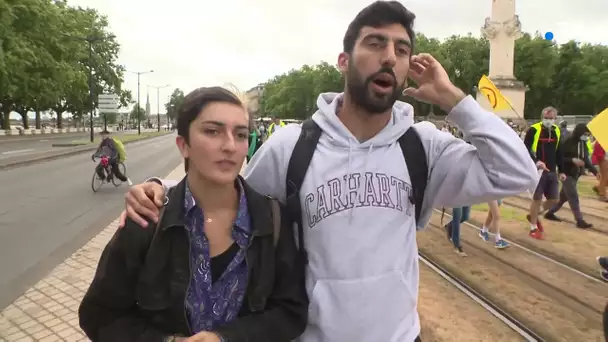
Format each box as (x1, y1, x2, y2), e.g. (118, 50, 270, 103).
(416, 96, 538, 227)
(146, 178, 179, 192)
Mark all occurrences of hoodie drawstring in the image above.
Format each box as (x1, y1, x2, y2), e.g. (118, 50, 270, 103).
(346, 144, 375, 224)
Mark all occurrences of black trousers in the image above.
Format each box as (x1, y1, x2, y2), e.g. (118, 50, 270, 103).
(96, 160, 127, 182)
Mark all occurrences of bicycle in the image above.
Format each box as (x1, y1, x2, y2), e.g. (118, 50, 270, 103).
(91, 154, 127, 192)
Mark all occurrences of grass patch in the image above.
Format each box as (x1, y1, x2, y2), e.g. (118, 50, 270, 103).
(471, 203, 527, 222)
(71, 131, 168, 145)
(577, 180, 597, 197)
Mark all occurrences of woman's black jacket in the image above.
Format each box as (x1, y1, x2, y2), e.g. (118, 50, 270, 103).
(79, 176, 308, 342)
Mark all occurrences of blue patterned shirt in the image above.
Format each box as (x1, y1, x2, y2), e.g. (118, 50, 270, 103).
(183, 180, 251, 333)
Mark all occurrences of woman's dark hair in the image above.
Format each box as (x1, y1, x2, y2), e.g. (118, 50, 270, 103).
(343, 1, 416, 54)
(177, 87, 243, 171)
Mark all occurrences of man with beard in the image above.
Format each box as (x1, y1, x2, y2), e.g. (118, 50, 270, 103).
(117, 1, 538, 341)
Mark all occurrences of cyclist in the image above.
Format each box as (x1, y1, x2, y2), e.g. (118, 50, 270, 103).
(92, 130, 131, 185)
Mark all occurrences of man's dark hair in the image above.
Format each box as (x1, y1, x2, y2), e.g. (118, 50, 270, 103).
(343, 1, 416, 54)
(177, 86, 243, 171)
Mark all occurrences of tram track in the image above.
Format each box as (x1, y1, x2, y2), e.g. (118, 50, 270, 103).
(419, 251, 544, 341)
(418, 215, 607, 340)
(433, 208, 605, 283)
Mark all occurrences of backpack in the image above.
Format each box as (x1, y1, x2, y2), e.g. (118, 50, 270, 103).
(285, 119, 429, 264)
(112, 137, 127, 162)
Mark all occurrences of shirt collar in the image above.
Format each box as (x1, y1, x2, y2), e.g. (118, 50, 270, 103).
(184, 179, 251, 234)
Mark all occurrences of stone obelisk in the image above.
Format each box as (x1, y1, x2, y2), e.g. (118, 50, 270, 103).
(477, 0, 527, 119)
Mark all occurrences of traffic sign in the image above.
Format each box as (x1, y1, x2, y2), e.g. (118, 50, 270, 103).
(98, 93, 119, 113)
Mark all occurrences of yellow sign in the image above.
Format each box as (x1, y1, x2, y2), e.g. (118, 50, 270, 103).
(478, 75, 512, 111)
(587, 108, 608, 150)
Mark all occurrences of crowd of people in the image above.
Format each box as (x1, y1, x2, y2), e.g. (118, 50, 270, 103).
(74, 1, 607, 341)
(438, 106, 606, 258)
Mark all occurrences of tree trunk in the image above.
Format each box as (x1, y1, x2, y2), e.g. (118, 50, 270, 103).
(19, 111, 29, 129)
(35, 109, 41, 129)
(52, 107, 65, 129)
(56, 112, 63, 129)
(1, 106, 11, 130)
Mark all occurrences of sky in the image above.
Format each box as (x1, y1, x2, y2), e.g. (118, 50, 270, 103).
(13, 0, 608, 119)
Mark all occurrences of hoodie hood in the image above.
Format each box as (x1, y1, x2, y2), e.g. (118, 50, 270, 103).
(311, 92, 415, 149)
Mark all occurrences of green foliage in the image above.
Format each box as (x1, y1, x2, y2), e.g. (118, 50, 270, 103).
(259, 33, 608, 119)
(129, 105, 146, 122)
(0, 0, 125, 129)
(164, 88, 185, 123)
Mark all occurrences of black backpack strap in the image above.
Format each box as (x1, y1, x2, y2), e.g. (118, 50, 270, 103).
(398, 127, 428, 225)
(285, 119, 322, 264)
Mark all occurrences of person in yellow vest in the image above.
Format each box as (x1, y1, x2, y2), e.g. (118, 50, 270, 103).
(523, 106, 566, 239)
(266, 116, 286, 139)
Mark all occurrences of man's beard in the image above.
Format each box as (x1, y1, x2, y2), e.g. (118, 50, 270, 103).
(346, 64, 405, 115)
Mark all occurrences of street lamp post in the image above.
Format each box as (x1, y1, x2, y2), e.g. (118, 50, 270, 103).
(149, 84, 170, 132)
(127, 70, 154, 134)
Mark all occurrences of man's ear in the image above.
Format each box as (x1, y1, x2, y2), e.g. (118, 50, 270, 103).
(337, 52, 349, 73)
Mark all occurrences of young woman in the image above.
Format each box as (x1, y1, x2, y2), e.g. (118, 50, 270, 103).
(479, 200, 509, 249)
(79, 87, 308, 342)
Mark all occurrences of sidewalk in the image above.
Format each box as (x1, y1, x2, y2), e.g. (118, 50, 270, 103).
(0, 164, 186, 342)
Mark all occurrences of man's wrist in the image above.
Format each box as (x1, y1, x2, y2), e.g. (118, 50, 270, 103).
(437, 85, 466, 112)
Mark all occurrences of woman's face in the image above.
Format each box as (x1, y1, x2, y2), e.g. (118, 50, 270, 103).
(177, 102, 249, 185)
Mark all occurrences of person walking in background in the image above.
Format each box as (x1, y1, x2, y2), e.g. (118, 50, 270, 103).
(444, 206, 471, 256)
(523, 106, 566, 239)
(543, 124, 597, 228)
(592, 140, 608, 202)
(479, 200, 509, 249)
(265, 116, 285, 139)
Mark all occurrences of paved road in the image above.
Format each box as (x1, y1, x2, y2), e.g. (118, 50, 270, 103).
(0, 133, 181, 308)
(0, 131, 136, 161)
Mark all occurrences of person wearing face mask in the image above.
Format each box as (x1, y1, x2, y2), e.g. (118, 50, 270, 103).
(543, 124, 597, 228)
(523, 106, 566, 239)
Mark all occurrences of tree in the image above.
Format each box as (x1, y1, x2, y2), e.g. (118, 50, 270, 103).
(0, 0, 125, 130)
(256, 33, 608, 120)
(129, 105, 146, 122)
(165, 88, 185, 124)
(104, 112, 117, 124)
(259, 62, 342, 120)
